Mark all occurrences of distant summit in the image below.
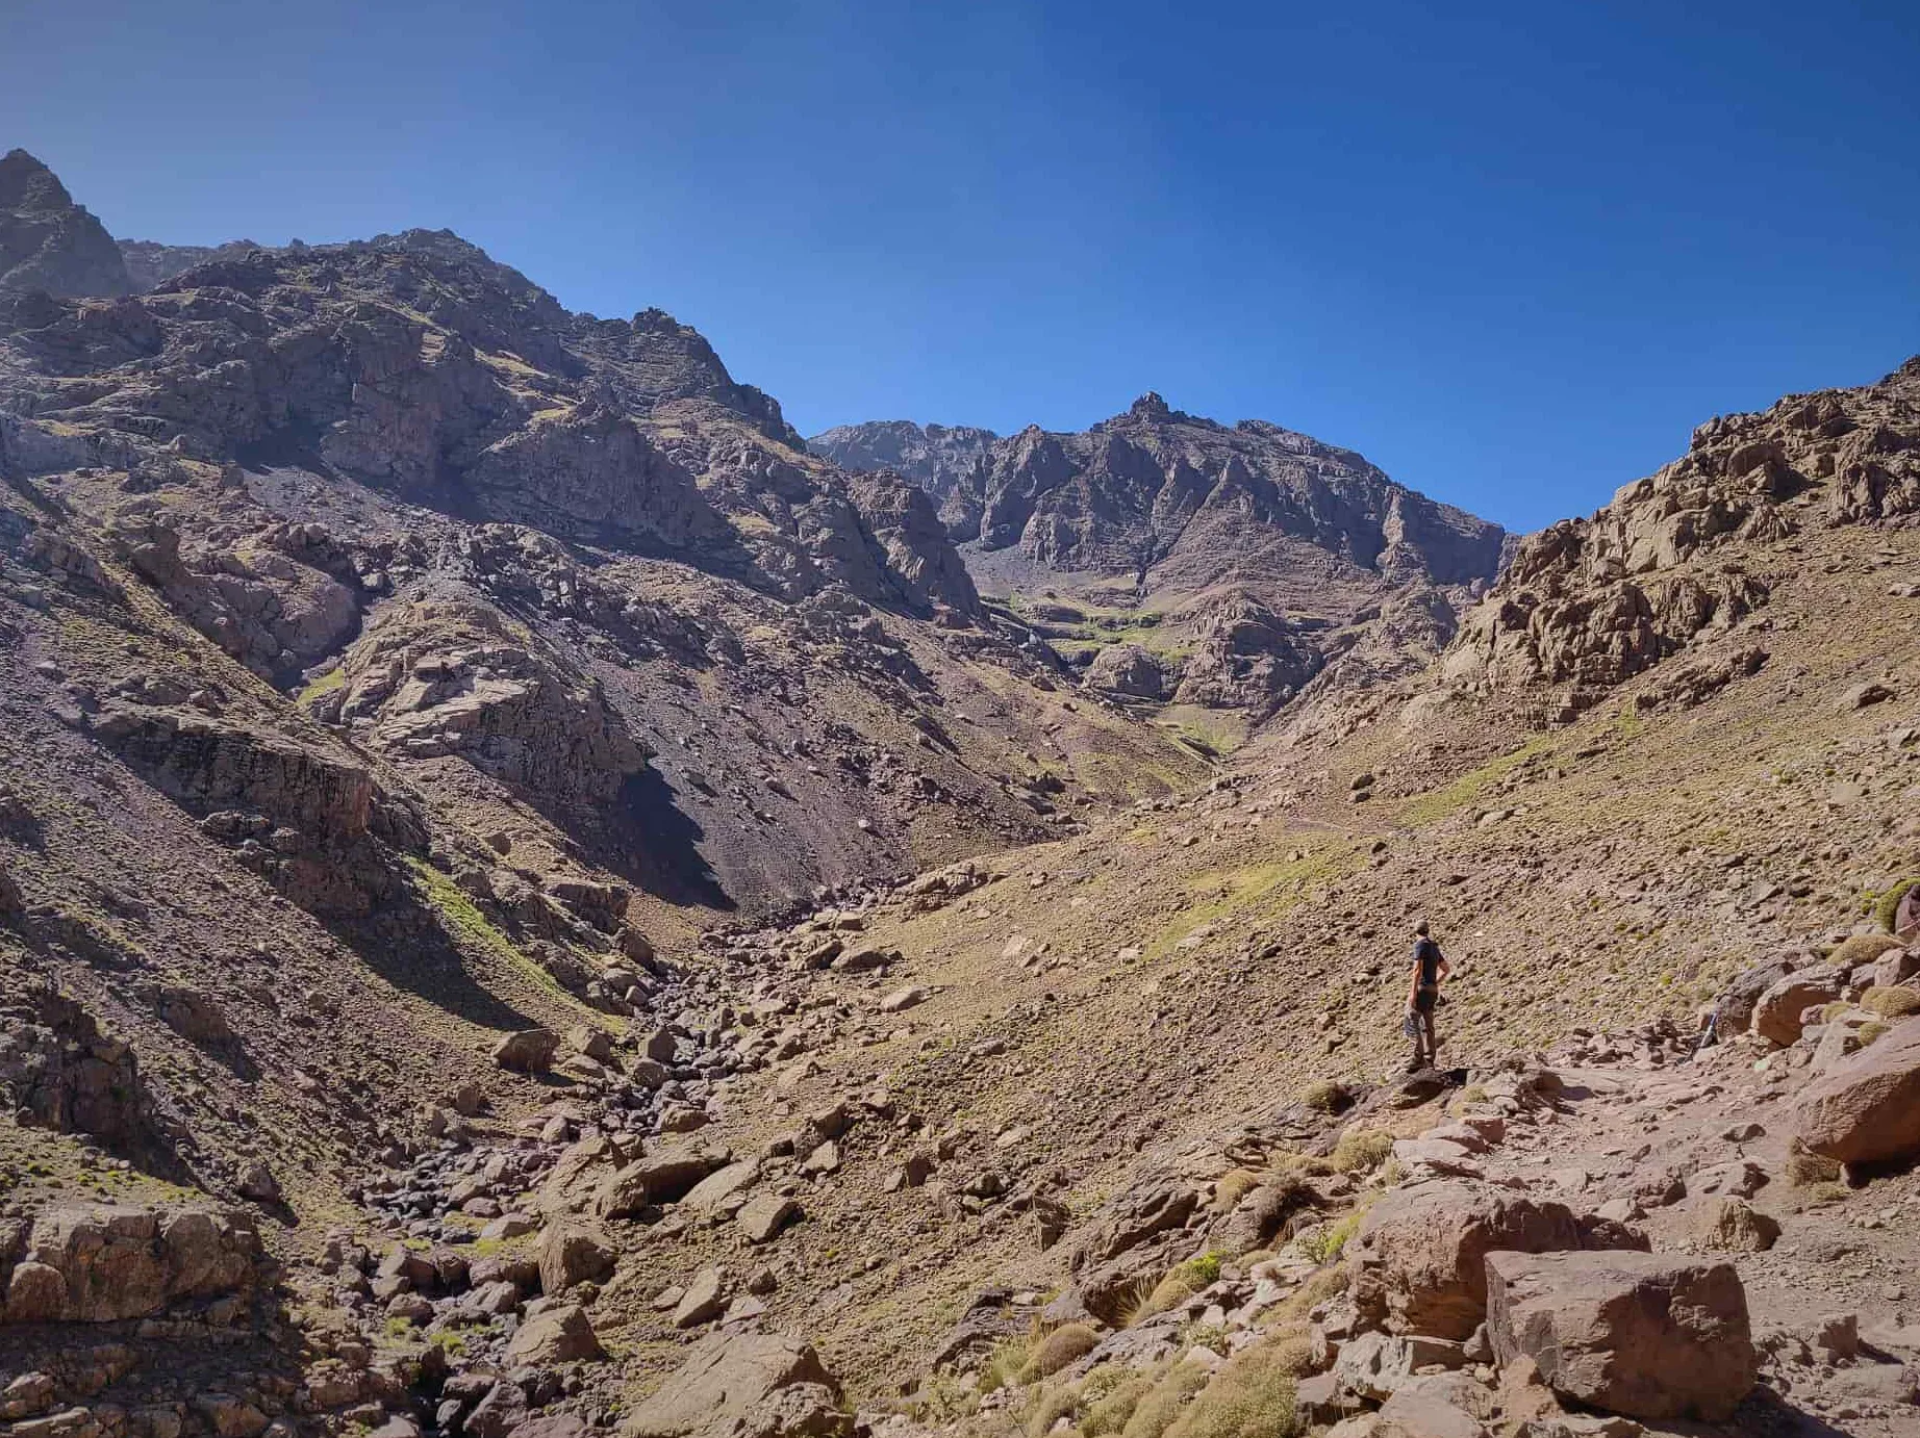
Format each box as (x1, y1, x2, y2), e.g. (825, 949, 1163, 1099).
(0, 148, 133, 298)
(810, 402, 1508, 713)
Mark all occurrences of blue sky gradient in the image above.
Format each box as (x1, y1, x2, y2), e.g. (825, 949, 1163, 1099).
(5, 0, 1916, 530)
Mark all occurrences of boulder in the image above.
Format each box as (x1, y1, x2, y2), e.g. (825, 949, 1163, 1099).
(673, 1267, 727, 1328)
(1687, 1197, 1779, 1253)
(597, 1144, 726, 1218)
(1074, 1179, 1199, 1267)
(678, 1161, 761, 1218)
(1790, 1017, 1920, 1164)
(494, 1029, 559, 1073)
(737, 1193, 799, 1244)
(1750, 969, 1842, 1046)
(1349, 1181, 1643, 1340)
(504, 1302, 604, 1363)
(1485, 1250, 1756, 1422)
(1333, 1332, 1466, 1402)
(536, 1222, 615, 1294)
(623, 1333, 836, 1438)
(1375, 1373, 1496, 1438)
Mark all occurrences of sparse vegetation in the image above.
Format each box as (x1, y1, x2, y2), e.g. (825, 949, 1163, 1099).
(1023, 1323, 1099, 1381)
(1862, 986, 1920, 1018)
(1330, 1128, 1393, 1173)
(1212, 1168, 1261, 1213)
(1118, 1363, 1210, 1438)
(1081, 1369, 1157, 1438)
(1301, 1079, 1348, 1113)
(1875, 877, 1920, 932)
(1162, 1340, 1303, 1438)
(1298, 1212, 1361, 1265)
(1829, 932, 1902, 968)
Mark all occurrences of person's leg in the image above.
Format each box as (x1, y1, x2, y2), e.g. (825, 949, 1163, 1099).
(1417, 1009, 1435, 1068)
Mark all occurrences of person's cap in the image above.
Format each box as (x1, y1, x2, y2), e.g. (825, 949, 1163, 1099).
(1413, 918, 1430, 936)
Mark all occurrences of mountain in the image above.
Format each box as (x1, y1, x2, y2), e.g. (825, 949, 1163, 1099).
(5, 149, 1920, 1438)
(813, 399, 1508, 726)
(0, 149, 133, 298)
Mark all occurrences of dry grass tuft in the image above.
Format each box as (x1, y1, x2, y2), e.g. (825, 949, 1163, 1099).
(1330, 1128, 1394, 1174)
(1831, 932, 1903, 968)
(1785, 1144, 1842, 1187)
(1162, 1340, 1302, 1438)
(1081, 1369, 1157, 1438)
(1023, 1323, 1099, 1381)
(1862, 985, 1920, 1018)
(1026, 1383, 1082, 1438)
(1118, 1364, 1210, 1438)
(1302, 1079, 1349, 1113)
(1212, 1168, 1262, 1213)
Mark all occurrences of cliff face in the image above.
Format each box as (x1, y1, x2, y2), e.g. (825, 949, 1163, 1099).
(0, 149, 133, 299)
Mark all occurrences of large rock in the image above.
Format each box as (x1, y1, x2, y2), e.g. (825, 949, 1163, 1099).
(596, 1144, 727, 1218)
(494, 1029, 560, 1073)
(1349, 1181, 1644, 1340)
(505, 1302, 604, 1363)
(623, 1333, 836, 1438)
(1, 1203, 259, 1323)
(1790, 1016, 1920, 1164)
(1750, 968, 1842, 1046)
(1073, 1178, 1199, 1268)
(536, 1221, 615, 1294)
(1687, 1197, 1779, 1253)
(1485, 1250, 1756, 1422)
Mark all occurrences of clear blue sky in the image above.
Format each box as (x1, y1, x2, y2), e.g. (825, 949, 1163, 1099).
(6, 1, 1916, 531)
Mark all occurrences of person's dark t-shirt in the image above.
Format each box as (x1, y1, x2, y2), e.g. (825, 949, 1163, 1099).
(1413, 937, 1443, 1008)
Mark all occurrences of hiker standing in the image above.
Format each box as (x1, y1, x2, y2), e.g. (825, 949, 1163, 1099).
(1406, 918, 1451, 1071)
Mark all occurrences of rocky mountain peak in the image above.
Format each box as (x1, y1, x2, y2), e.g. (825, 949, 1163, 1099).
(0, 150, 132, 299)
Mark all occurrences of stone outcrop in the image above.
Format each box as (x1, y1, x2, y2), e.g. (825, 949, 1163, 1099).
(1485, 1249, 1757, 1421)
(0, 151, 132, 299)
(0, 986, 149, 1151)
(1446, 357, 1920, 721)
(0, 1203, 260, 1323)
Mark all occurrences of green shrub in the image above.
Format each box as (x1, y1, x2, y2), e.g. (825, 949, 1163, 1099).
(1299, 1212, 1361, 1265)
(1863, 986, 1920, 1019)
(1876, 878, 1920, 932)
(1860, 1020, 1891, 1046)
(1023, 1323, 1099, 1381)
(1330, 1129, 1393, 1174)
(1119, 1365, 1210, 1438)
(1163, 1341, 1302, 1438)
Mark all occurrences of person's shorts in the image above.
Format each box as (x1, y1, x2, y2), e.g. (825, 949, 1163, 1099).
(1414, 984, 1438, 1013)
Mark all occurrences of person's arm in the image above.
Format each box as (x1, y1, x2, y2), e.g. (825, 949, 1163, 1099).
(1407, 957, 1421, 1011)
(1436, 950, 1452, 985)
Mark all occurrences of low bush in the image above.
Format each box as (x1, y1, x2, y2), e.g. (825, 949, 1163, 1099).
(1118, 1364, 1210, 1438)
(1163, 1341, 1302, 1438)
(1862, 985, 1920, 1018)
(1023, 1323, 1099, 1381)
(1081, 1371, 1156, 1438)
(1026, 1383, 1081, 1438)
(1302, 1079, 1349, 1113)
(1831, 932, 1903, 968)
(1212, 1169, 1262, 1213)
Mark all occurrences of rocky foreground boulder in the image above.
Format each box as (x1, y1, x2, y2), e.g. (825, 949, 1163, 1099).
(1486, 1249, 1757, 1421)
(1347, 1180, 1646, 1340)
(623, 1333, 843, 1438)
(1790, 1015, 1920, 1164)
